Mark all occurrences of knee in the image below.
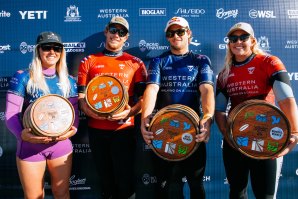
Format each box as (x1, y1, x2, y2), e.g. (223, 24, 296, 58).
(51, 186, 70, 199)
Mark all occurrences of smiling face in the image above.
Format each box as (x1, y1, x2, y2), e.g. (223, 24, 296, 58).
(38, 43, 62, 69)
(166, 24, 191, 55)
(228, 30, 256, 62)
(104, 24, 128, 52)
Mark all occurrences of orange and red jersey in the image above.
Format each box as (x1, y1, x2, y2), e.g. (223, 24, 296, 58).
(78, 51, 147, 130)
(216, 54, 287, 111)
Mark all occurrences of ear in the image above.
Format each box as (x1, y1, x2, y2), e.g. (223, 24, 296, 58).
(104, 29, 108, 37)
(187, 30, 192, 38)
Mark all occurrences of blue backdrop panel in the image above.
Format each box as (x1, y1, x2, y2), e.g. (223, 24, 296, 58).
(1, 0, 298, 198)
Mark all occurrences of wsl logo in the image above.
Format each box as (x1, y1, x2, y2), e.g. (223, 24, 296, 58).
(64, 5, 81, 22)
(249, 9, 276, 18)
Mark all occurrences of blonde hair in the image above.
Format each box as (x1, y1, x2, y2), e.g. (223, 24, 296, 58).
(218, 36, 266, 86)
(26, 45, 71, 98)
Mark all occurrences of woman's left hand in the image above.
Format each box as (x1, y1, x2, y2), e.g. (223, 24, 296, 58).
(54, 126, 78, 142)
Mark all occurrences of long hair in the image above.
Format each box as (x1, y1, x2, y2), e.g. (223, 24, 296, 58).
(218, 36, 266, 86)
(26, 45, 71, 97)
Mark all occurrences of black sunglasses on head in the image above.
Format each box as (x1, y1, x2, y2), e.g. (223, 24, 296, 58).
(108, 27, 128, 37)
(40, 44, 63, 52)
(228, 34, 251, 43)
(166, 28, 188, 38)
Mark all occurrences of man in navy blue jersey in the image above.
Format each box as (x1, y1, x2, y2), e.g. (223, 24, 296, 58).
(138, 16, 215, 199)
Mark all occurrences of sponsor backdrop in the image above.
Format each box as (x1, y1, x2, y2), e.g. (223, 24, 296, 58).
(1, 0, 298, 198)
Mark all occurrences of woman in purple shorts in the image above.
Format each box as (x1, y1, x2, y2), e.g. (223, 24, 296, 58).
(5, 31, 78, 199)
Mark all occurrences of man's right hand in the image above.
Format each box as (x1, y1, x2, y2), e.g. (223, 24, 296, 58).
(141, 116, 154, 144)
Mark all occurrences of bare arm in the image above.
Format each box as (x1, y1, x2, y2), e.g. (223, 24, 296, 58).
(197, 84, 215, 142)
(277, 97, 298, 157)
(141, 84, 159, 144)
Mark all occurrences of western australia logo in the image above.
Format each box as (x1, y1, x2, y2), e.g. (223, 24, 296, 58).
(65, 5, 81, 22)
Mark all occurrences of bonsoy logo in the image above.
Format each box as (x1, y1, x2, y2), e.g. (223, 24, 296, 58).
(19, 11, 47, 19)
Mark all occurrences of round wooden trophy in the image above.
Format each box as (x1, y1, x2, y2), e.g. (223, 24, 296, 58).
(85, 75, 128, 117)
(227, 99, 291, 159)
(148, 104, 200, 161)
(23, 94, 75, 137)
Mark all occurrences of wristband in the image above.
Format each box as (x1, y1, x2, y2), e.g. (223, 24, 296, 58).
(202, 113, 214, 122)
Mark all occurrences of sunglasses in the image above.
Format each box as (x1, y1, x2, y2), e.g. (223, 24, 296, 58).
(40, 44, 63, 52)
(166, 28, 188, 38)
(228, 34, 251, 43)
(108, 27, 128, 37)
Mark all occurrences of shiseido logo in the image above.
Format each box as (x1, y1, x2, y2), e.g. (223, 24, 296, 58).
(174, 8, 205, 18)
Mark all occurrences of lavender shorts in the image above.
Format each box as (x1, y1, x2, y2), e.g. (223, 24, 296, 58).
(16, 139, 73, 162)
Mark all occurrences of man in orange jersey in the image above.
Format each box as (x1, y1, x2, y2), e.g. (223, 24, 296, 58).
(77, 16, 147, 199)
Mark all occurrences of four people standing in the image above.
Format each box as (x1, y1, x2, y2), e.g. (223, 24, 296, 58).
(4, 17, 298, 199)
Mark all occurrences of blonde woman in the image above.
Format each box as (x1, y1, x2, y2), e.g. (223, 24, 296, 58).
(5, 31, 78, 199)
(215, 22, 298, 199)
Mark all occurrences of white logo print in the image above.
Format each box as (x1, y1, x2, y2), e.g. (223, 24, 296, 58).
(187, 65, 194, 71)
(65, 5, 81, 22)
(258, 36, 271, 52)
(247, 67, 255, 74)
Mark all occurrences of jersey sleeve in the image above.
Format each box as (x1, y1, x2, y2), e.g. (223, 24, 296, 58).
(77, 56, 91, 93)
(147, 57, 161, 85)
(7, 70, 29, 97)
(265, 55, 287, 78)
(132, 58, 148, 98)
(196, 55, 214, 85)
(68, 75, 78, 98)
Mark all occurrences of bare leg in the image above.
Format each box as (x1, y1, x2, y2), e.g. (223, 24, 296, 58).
(47, 152, 73, 199)
(16, 157, 46, 199)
